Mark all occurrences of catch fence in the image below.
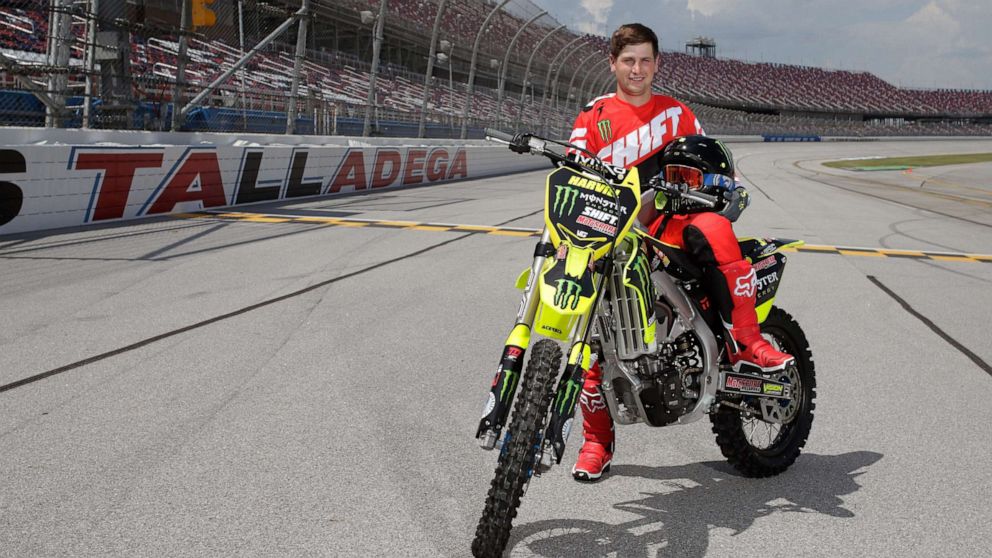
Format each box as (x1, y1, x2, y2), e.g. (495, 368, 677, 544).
(0, 0, 609, 138)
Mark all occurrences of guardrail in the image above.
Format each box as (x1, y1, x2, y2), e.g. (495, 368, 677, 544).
(0, 128, 548, 236)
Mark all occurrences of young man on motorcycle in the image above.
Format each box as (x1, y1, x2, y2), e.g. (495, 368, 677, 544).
(566, 23, 795, 481)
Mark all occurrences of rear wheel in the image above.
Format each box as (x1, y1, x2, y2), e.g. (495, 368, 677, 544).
(472, 339, 561, 558)
(711, 306, 816, 477)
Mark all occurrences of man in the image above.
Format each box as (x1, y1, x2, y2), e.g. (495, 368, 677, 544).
(567, 23, 795, 482)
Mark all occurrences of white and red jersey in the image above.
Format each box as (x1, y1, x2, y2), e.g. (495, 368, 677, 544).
(567, 93, 704, 178)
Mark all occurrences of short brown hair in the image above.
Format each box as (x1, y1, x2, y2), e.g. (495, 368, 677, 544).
(610, 23, 659, 59)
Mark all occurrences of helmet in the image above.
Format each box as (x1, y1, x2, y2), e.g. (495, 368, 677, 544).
(657, 135, 736, 196)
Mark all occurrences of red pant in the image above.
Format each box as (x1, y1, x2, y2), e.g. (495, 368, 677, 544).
(649, 212, 742, 268)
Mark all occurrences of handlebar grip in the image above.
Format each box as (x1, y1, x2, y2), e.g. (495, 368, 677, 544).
(484, 128, 515, 143)
(683, 191, 719, 207)
(652, 179, 719, 207)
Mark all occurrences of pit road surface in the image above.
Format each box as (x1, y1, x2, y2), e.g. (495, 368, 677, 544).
(2, 140, 991, 557)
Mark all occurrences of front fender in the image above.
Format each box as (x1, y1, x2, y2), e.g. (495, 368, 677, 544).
(532, 246, 598, 341)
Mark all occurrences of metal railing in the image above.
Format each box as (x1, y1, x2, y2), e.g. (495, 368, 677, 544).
(0, 0, 604, 139)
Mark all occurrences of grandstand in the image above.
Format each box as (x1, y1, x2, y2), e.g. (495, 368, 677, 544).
(0, 0, 989, 138)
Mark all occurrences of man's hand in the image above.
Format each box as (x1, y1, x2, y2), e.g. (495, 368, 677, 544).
(509, 133, 532, 154)
(718, 187, 750, 222)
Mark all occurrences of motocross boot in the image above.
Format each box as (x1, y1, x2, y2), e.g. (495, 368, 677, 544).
(572, 362, 614, 482)
(715, 260, 795, 373)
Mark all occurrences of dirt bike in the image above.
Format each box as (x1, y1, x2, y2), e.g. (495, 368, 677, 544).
(471, 129, 815, 558)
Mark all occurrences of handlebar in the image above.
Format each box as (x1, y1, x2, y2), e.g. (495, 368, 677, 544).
(484, 128, 514, 144)
(485, 128, 630, 187)
(484, 128, 719, 208)
(485, 128, 551, 157)
(648, 176, 720, 208)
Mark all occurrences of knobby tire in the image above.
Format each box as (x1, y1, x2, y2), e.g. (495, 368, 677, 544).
(472, 339, 561, 558)
(711, 306, 817, 477)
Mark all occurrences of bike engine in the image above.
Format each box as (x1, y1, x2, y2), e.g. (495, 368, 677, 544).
(634, 332, 703, 426)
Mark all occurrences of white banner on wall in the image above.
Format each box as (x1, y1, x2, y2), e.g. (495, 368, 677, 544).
(0, 128, 548, 236)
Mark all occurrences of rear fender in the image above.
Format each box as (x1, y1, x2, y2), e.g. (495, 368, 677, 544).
(739, 238, 803, 324)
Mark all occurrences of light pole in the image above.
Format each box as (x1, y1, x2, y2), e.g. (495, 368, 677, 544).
(494, 9, 547, 129)
(434, 40, 454, 118)
(537, 36, 586, 136)
(576, 58, 609, 112)
(238, 0, 247, 132)
(596, 70, 615, 100)
(417, 0, 447, 138)
(562, 49, 602, 113)
(285, 0, 310, 134)
(362, 0, 388, 137)
(460, 0, 511, 139)
(172, 0, 190, 131)
(82, 0, 98, 129)
(514, 24, 565, 133)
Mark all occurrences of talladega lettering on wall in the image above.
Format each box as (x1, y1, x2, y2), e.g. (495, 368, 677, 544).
(0, 145, 472, 234)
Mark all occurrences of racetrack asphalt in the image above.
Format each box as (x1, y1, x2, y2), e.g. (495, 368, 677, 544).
(1, 139, 991, 557)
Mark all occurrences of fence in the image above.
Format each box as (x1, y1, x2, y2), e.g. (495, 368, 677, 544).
(0, 0, 610, 139)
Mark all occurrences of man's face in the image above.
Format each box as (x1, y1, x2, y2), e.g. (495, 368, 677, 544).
(611, 42, 657, 100)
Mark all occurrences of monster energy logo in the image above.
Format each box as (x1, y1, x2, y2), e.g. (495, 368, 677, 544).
(629, 252, 651, 294)
(499, 370, 519, 401)
(554, 278, 582, 310)
(553, 185, 580, 217)
(554, 379, 580, 415)
(597, 119, 612, 142)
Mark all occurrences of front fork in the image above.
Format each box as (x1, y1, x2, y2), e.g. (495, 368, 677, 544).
(538, 339, 594, 472)
(475, 242, 603, 479)
(476, 230, 552, 449)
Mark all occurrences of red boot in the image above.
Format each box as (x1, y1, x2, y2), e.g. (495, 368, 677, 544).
(572, 362, 614, 482)
(719, 260, 795, 373)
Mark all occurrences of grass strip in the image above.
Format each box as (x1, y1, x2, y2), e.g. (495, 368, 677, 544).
(823, 152, 992, 170)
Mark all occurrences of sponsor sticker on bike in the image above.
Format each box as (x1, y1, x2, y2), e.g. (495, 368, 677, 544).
(505, 346, 523, 362)
(726, 375, 763, 393)
(752, 256, 776, 271)
(756, 270, 779, 291)
(762, 383, 784, 396)
(552, 184, 580, 217)
(554, 278, 582, 310)
(577, 214, 617, 236)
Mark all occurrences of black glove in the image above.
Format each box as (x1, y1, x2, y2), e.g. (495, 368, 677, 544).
(509, 133, 531, 154)
(717, 187, 750, 223)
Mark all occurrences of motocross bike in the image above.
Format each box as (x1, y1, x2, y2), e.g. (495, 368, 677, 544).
(471, 129, 815, 558)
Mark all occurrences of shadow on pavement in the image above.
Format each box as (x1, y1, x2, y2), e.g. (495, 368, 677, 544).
(508, 451, 883, 557)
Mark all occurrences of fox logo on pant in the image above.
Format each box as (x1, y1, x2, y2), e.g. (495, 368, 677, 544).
(734, 269, 757, 298)
(580, 389, 607, 414)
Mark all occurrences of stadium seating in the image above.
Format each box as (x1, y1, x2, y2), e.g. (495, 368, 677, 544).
(0, 2, 989, 136)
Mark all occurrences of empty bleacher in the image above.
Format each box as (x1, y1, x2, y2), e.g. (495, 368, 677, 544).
(0, 1, 989, 137)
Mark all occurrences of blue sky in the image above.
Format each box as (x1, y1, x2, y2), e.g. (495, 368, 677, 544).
(538, 0, 992, 90)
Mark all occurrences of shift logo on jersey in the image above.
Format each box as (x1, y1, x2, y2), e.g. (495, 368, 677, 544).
(596, 106, 693, 167)
(597, 119, 612, 142)
(553, 185, 580, 217)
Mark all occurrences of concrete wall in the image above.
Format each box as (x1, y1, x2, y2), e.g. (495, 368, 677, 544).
(0, 128, 981, 236)
(0, 128, 550, 236)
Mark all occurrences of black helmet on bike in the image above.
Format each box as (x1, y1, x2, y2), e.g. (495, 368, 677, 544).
(657, 135, 736, 196)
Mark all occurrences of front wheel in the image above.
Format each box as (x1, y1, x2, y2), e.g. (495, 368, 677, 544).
(711, 306, 816, 477)
(472, 339, 561, 558)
